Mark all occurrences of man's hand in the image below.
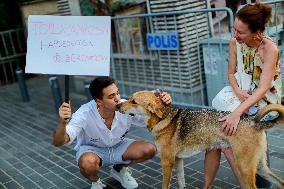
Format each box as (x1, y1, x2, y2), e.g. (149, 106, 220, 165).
(156, 89, 172, 105)
(219, 111, 242, 136)
(59, 101, 72, 123)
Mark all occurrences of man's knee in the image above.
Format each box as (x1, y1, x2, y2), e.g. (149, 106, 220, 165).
(143, 143, 156, 159)
(78, 152, 101, 173)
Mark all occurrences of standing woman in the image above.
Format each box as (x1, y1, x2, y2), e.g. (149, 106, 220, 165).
(204, 3, 282, 189)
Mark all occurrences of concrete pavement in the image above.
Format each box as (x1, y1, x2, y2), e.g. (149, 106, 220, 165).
(0, 76, 283, 189)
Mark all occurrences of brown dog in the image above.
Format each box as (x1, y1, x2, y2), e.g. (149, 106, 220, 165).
(117, 91, 284, 189)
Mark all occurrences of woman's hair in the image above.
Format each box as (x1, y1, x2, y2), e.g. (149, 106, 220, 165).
(236, 3, 272, 32)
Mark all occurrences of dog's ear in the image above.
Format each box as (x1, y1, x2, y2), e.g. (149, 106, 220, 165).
(148, 101, 163, 119)
(154, 108, 163, 119)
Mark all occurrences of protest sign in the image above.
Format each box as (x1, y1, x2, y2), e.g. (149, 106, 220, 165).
(26, 15, 111, 76)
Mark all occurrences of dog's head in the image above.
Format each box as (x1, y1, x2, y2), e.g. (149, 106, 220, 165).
(117, 91, 165, 122)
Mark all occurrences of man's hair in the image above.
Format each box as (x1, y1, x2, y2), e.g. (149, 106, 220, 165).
(236, 3, 272, 32)
(89, 76, 115, 100)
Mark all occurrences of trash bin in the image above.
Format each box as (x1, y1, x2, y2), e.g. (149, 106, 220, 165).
(200, 37, 230, 106)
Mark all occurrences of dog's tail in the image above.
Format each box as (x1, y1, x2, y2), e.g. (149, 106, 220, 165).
(254, 104, 284, 130)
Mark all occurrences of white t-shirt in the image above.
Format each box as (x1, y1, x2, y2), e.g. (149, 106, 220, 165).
(66, 100, 146, 151)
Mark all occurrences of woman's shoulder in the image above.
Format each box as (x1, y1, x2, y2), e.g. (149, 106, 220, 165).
(263, 37, 278, 54)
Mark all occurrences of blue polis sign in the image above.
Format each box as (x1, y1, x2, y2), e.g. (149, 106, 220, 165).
(147, 33, 179, 50)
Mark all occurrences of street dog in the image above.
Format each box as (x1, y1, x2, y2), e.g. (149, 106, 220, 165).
(117, 91, 284, 189)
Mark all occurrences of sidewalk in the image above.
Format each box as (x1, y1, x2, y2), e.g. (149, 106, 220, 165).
(0, 76, 283, 189)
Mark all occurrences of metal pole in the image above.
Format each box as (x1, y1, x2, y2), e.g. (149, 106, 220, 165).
(65, 75, 69, 103)
(48, 76, 62, 111)
(15, 68, 30, 102)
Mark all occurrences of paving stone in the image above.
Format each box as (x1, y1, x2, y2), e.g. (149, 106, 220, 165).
(0, 174, 12, 184)
(41, 161, 57, 169)
(4, 168, 20, 177)
(0, 183, 7, 189)
(50, 177, 72, 188)
(19, 180, 40, 189)
(10, 173, 29, 184)
(68, 178, 89, 188)
(140, 167, 161, 178)
(64, 165, 79, 173)
(58, 171, 78, 181)
(213, 179, 236, 189)
(3, 181, 22, 189)
(34, 177, 55, 188)
(19, 167, 36, 176)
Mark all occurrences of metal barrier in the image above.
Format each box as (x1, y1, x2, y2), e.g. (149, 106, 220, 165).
(264, 0, 284, 55)
(111, 8, 234, 108)
(0, 28, 26, 85)
(109, 2, 284, 108)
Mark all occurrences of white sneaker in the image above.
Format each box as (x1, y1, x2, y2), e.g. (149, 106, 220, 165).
(110, 167, 138, 189)
(91, 178, 106, 189)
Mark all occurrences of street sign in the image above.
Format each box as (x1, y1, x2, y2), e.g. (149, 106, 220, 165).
(147, 33, 179, 50)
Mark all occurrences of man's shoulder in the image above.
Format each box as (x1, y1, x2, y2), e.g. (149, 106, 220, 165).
(74, 100, 97, 116)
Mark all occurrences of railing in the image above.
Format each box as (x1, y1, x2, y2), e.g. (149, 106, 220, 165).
(0, 28, 26, 85)
(110, 8, 234, 108)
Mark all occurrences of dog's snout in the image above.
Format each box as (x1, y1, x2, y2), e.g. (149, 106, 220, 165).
(116, 103, 122, 110)
(116, 99, 127, 110)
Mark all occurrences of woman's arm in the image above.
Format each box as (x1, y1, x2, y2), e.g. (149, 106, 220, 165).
(228, 38, 239, 92)
(228, 38, 250, 101)
(221, 41, 279, 135)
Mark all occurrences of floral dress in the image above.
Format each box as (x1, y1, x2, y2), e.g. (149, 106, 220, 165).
(209, 36, 282, 150)
(240, 36, 282, 111)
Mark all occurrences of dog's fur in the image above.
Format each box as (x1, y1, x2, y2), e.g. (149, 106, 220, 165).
(117, 91, 284, 189)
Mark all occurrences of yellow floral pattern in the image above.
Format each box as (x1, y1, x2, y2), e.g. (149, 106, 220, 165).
(240, 36, 282, 109)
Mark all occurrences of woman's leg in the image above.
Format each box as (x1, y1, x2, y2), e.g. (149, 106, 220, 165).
(203, 149, 221, 189)
(222, 148, 244, 188)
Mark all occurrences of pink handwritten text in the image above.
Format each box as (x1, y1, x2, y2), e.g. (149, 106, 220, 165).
(41, 39, 95, 50)
(53, 53, 108, 63)
(31, 21, 110, 36)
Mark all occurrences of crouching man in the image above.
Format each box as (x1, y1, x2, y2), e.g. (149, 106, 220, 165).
(53, 76, 172, 189)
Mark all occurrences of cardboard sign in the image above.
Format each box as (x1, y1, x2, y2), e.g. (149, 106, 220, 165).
(26, 15, 111, 76)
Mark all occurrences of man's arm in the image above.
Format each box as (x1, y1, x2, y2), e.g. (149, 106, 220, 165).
(53, 102, 71, 147)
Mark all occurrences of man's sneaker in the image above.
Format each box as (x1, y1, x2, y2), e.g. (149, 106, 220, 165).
(110, 167, 138, 189)
(91, 178, 106, 189)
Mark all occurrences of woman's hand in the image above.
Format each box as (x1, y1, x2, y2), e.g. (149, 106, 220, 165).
(219, 111, 242, 136)
(156, 89, 172, 105)
(236, 90, 250, 102)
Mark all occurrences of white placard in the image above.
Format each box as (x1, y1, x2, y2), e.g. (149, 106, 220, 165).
(26, 15, 111, 76)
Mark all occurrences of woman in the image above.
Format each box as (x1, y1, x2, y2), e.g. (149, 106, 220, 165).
(204, 3, 282, 189)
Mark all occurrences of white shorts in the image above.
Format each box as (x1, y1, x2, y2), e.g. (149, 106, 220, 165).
(76, 138, 135, 167)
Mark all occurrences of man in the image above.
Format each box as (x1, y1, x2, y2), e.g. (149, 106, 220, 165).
(53, 76, 172, 189)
